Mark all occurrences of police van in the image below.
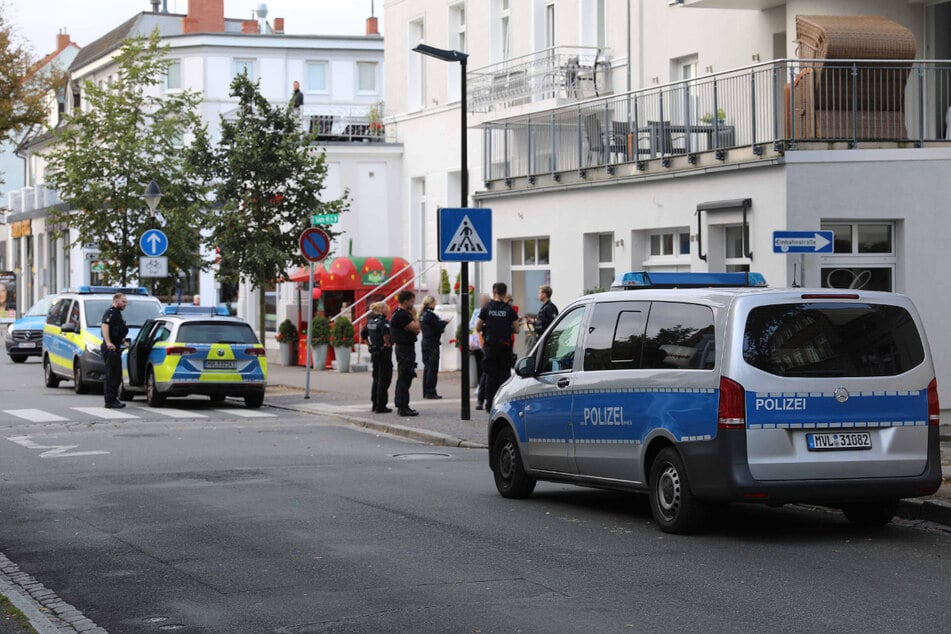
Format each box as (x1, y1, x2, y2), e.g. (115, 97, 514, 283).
(487, 272, 942, 534)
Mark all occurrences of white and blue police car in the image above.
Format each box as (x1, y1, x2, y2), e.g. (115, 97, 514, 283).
(488, 272, 941, 534)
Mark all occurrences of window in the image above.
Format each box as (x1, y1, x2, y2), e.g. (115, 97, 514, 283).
(511, 238, 551, 315)
(820, 221, 896, 292)
(545, 2, 555, 49)
(499, 0, 512, 60)
(641, 302, 716, 370)
(583, 301, 649, 371)
(597, 0, 607, 48)
(409, 18, 425, 111)
(539, 306, 585, 373)
(649, 230, 690, 257)
(47, 299, 70, 327)
(510, 238, 550, 266)
(166, 60, 182, 90)
(233, 59, 255, 81)
(306, 61, 328, 92)
(451, 3, 467, 52)
(724, 224, 750, 272)
(357, 62, 377, 92)
(597, 233, 614, 290)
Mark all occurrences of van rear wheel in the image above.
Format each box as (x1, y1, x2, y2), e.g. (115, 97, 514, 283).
(841, 500, 898, 527)
(648, 447, 707, 534)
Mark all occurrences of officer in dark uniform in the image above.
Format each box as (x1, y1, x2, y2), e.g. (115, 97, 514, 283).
(419, 295, 450, 399)
(101, 293, 129, 409)
(533, 284, 559, 338)
(475, 282, 521, 412)
(361, 301, 393, 413)
(389, 290, 420, 417)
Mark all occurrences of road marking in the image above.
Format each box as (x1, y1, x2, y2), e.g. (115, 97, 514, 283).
(133, 407, 209, 419)
(299, 403, 373, 414)
(3, 409, 69, 423)
(72, 407, 141, 420)
(7, 435, 110, 458)
(213, 409, 276, 418)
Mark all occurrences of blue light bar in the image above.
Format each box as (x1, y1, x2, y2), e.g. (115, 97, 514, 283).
(77, 285, 149, 295)
(164, 305, 231, 316)
(611, 271, 768, 290)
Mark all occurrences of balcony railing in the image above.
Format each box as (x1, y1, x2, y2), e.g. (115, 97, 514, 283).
(482, 59, 951, 184)
(299, 104, 390, 144)
(468, 46, 612, 113)
(6, 184, 60, 215)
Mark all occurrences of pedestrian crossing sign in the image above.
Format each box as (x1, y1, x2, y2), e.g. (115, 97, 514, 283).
(438, 207, 492, 262)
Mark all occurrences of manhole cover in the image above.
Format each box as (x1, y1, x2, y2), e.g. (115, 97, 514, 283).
(392, 452, 452, 461)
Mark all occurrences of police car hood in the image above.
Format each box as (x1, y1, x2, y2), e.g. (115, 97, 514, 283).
(11, 315, 46, 332)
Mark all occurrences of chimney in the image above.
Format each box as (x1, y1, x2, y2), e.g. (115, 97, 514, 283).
(241, 20, 260, 34)
(182, 0, 225, 34)
(150, 0, 160, 13)
(56, 30, 71, 51)
(273, 17, 284, 34)
(366, 16, 379, 36)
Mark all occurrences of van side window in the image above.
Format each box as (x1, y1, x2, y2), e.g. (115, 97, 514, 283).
(47, 299, 70, 327)
(67, 302, 81, 328)
(583, 301, 648, 371)
(539, 307, 585, 373)
(642, 302, 716, 370)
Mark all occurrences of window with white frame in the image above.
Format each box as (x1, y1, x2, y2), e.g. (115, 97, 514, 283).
(820, 221, 896, 291)
(451, 3, 466, 53)
(597, 0, 607, 48)
(233, 59, 255, 81)
(166, 60, 182, 90)
(724, 224, 750, 272)
(545, 2, 555, 49)
(500, 0, 512, 60)
(357, 62, 378, 93)
(511, 237, 551, 315)
(306, 61, 328, 92)
(597, 233, 615, 290)
(409, 18, 425, 111)
(645, 228, 691, 269)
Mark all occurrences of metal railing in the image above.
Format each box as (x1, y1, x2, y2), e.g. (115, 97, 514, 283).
(298, 103, 390, 144)
(482, 59, 951, 183)
(467, 46, 612, 113)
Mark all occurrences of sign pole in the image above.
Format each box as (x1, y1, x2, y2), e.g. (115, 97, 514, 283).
(305, 259, 315, 399)
(460, 57, 470, 422)
(299, 226, 332, 400)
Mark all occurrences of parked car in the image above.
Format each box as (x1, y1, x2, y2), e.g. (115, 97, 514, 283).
(121, 314, 267, 408)
(4, 295, 54, 362)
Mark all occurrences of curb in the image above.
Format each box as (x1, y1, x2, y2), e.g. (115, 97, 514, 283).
(265, 400, 488, 449)
(896, 497, 951, 527)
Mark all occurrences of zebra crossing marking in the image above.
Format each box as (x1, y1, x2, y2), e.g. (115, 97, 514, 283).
(71, 407, 141, 420)
(213, 409, 276, 418)
(3, 409, 69, 423)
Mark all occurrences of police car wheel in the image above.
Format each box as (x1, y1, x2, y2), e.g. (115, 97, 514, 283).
(10, 355, 26, 364)
(146, 368, 165, 407)
(649, 447, 706, 534)
(841, 500, 898, 528)
(43, 356, 61, 388)
(209, 394, 226, 403)
(73, 362, 90, 395)
(244, 392, 264, 409)
(492, 427, 536, 499)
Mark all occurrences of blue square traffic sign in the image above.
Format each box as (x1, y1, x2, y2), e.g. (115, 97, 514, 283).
(438, 208, 492, 262)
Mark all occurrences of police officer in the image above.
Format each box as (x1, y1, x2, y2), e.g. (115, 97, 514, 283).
(101, 292, 129, 409)
(419, 296, 450, 399)
(475, 282, 521, 412)
(533, 284, 559, 338)
(361, 301, 393, 413)
(389, 290, 420, 417)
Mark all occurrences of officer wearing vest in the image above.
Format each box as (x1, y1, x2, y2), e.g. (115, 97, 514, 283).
(389, 290, 421, 417)
(475, 282, 521, 412)
(101, 293, 129, 409)
(361, 301, 393, 414)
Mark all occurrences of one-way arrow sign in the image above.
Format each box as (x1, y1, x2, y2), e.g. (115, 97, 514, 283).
(140, 228, 169, 257)
(773, 230, 834, 254)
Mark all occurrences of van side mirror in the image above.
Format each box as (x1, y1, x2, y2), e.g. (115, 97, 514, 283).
(61, 323, 78, 334)
(515, 356, 536, 378)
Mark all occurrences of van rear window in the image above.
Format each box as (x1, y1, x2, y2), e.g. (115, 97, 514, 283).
(743, 303, 924, 377)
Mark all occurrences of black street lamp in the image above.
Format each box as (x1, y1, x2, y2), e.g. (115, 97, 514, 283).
(412, 43, 472, 421)
(143, 180, 163, 215)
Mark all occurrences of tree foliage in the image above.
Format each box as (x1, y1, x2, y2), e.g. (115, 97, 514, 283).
(44, 31, 208, 286)
(195, 72, 349, 342)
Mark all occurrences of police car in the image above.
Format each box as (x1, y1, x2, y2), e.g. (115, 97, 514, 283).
(43, 287, 163, 393)
(488, 272, 942, 534)
(120, 314, 267, 408)
(5, 295, 54, 362)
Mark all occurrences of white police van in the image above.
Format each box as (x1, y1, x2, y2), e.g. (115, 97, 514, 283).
(488, 272, 941, 534)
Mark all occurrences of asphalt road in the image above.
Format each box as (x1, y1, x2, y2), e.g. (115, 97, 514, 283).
(1, 355, 950, 632)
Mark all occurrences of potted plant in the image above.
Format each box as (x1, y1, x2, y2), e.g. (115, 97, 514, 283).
(332, 316, 355, 373)
(276, 319, 298, 366)
(700, 107, 727, 125)
(439, 268, 452, 304)
(310, 314, 331, 370)
(367, 101, 385, 138)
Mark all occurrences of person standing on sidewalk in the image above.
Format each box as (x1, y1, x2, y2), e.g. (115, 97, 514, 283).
(533, 284, 559, 339)
(470, 293, 490, 409)
(475, 282, 521, 412)
(361, 301, 393, 413)
(419, 296, 450, 399)
(390, 291, 420, 417)
(100, 293, 129, 409)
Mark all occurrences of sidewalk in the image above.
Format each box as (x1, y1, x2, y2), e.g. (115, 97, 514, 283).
(263, 362, 951, 524)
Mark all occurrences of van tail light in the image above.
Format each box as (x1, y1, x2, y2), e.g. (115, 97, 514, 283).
(718, 377, 746, 430)
(245, 347, 266, 357)
(928, 378, 940, 426)
(165, 346, 197, 356)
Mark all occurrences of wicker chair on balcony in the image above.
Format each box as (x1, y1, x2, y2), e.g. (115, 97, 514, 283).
(786, 15, 916, 141)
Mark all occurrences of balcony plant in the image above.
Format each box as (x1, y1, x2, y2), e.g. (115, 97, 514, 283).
(700, 108, 727, 125)
(332, 316, 355, 373)
(276, 319, 298, 366)
(310, 315, 331, 370)
(367, 101, 384, 136)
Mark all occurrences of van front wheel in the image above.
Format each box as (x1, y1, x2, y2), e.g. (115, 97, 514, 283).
(649, 447, 707, 534)
(841, 500, 897, 528)
(491, 427, 536, 499)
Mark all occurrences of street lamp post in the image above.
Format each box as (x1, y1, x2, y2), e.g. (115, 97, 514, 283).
(142, 180, 163, 295)
(412, 43, 472, 421)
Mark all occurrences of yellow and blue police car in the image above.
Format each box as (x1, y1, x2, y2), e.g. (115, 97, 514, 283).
(42, 287, 162, 393)
(120, 312, 267, 408)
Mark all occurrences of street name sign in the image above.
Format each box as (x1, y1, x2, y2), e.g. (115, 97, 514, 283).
(140, 228, 169, 257)
(773, 231, 834, 254)
(312, 213, 340, 224)
(300, 227, 331, 263)
(140, 256, 168, 278)
(439, 207, 492, 262)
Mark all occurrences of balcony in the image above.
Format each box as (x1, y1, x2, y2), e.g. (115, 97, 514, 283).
(6, 184, 61, 215)
(481, 59, 951, 189)
(467, 46, 612, 114)
(299, 104, 390, 144)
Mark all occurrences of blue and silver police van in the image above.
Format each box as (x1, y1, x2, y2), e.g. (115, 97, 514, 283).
(488, 272, 941, 533)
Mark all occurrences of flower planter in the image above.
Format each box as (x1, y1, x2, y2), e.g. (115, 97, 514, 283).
(278, 341, 297, 366)
(311, 344, 329, 370)
(334, 346, 351, 373)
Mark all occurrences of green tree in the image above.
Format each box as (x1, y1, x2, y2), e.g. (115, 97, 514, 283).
(196, 72, 348, 342)
(44, 31, 208, 286)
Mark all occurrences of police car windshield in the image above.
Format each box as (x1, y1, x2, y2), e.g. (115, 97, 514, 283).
(84, 299, 162, 327)
(743, 303, 925, 377)
(24, 296, 53, 317)
(178, 322, 258, 344)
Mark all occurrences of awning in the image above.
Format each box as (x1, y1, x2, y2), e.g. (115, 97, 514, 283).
(287, 257, 415, 292)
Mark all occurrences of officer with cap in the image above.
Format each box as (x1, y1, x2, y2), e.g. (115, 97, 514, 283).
(475, 282, 521, 411)
(361, 301, 393, 413)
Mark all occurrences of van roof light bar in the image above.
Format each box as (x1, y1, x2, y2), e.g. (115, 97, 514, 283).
(611, 271, 768, 290)
(76, 285, 150, 295)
